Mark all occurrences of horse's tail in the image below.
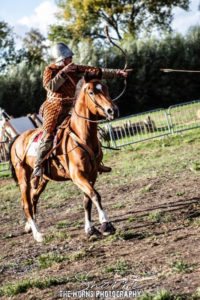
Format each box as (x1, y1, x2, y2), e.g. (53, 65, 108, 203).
(8, 136, 19, 184)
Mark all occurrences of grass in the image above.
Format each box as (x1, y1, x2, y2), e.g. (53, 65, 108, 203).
(126, 216, 136, 223)
(105, 259, 131, 276)
(42, 229, 69, 244)
(56, 221, 71, 228)
(2, 127, 200, 298)
(70, 251, 87, 261)
(171, 260, 196, 274)
(112, 202, 125, 209)
(146, 211, 164, 223)
(139, 184, 154, 194)
(0, 277, 70, 296)
(137, 290, 173, 300)
(38, 252, 69, 269)
(0, 162, 11, 178)
(99, 129, 200, 187)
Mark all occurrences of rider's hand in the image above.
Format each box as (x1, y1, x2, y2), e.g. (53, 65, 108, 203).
(117, 69, 128, 78)
(62, 63, 77, 74)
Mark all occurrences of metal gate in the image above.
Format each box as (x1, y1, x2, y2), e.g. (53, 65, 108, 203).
(99, 100, 200, 149)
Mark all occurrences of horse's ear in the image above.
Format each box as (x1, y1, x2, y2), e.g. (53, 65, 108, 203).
(84, 69, 102, 82)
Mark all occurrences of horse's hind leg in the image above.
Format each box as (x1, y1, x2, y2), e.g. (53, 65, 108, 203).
(15, 165, 44, 242)
(24, 179, 48, 242)
(30, 179, 48, 220)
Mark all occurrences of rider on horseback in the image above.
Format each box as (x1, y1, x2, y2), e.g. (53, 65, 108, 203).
(31, 42, 127, 189)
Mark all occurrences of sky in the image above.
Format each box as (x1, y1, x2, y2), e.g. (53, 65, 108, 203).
(0, 0, 200, 48)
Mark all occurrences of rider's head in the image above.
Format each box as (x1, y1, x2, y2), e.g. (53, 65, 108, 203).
(51, 42, 74, 65)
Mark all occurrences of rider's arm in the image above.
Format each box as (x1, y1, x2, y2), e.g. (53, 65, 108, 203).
(77, 65, 120, 80)
(43, 66, 66, 92)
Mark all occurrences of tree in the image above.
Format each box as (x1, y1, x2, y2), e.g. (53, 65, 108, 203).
(49, 0, 189, 43)
(22, 29, 48, 63)
(0, 61, 46, 117)
(0, 21, 16, 72)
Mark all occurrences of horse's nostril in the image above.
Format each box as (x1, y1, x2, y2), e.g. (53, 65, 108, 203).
(107, 108, 113, 115)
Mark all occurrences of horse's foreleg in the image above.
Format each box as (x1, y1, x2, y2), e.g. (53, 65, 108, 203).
(73, 172, 115, 236)
(83, 193, 101, 237)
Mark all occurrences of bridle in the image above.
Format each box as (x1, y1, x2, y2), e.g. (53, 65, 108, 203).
(74, 79, 112, 123)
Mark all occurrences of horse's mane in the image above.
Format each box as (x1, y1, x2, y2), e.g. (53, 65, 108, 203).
(74, 69, 103, 105)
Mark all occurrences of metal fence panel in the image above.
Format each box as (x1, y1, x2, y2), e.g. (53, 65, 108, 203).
(100, 108, 171, 148)
(168, 100, 200, 134)
(1, 100, 200, 171)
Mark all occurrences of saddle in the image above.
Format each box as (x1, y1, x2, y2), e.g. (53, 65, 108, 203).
(26, 115, 103, 176)
(26, 117, 71, 157)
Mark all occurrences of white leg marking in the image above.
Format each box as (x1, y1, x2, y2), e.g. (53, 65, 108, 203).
(29, 220, 43, 242)
(24, 221, 32, 233)
(98, 210, 109, 224)
(85, 217, 92, 234)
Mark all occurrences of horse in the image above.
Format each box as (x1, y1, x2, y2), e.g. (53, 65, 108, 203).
(9, 70, 119, 243)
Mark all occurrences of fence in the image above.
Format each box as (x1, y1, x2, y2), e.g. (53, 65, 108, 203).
(0, 141, 10, 172)
(1, 99, 200, 172)
(99, 100, 200, 149)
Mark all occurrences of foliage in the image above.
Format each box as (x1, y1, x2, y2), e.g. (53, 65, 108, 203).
(0, 21, 16, 72)
(2, 25, 200, 117)
(108, 26, 200, 116)
(49, 0, 189, 43)
(22, 29, 48, 63)
(0, 61, 46, 116)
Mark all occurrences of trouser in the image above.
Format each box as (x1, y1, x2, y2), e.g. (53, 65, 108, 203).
(32, 131, 54, 176)
(32, 101, 72, 177)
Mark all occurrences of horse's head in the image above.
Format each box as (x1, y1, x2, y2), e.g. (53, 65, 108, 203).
(82, 70, 119, 121)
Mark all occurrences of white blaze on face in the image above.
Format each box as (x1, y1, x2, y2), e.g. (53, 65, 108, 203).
(96, 83, 103, 91)
(83, 83, 89, 91)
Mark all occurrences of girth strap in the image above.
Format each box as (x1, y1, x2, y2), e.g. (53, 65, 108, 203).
(69, 130, 101, 162)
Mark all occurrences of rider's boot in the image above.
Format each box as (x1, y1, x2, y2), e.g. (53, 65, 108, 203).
(98, 164, 112, 173)
(31, 131, 54, 189)
(97, 141, 112, 174)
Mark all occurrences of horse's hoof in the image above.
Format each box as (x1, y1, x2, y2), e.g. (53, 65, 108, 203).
(34, 232, 44, 243)
(87, 226, 101, 238)
(24, 222, 32, 233)
(101, 222, 116, 236)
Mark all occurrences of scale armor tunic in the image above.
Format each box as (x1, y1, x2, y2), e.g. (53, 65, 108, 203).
(41, 63, 119, 133)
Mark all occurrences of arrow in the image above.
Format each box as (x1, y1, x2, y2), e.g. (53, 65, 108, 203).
(160, 68, 200, 73)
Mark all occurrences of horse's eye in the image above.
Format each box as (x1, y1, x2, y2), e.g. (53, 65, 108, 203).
(89, 91, 94, 96)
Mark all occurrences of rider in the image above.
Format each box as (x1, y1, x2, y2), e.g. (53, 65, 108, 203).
(31, 42, 127, 189)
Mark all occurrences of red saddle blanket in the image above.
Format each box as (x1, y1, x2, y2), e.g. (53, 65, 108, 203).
(26, 117, 70, 157)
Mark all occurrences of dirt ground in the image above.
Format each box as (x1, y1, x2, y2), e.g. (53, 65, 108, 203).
(1, 168, 200, 299)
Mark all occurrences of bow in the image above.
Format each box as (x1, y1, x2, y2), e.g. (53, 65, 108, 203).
(105, 26, 129, 102)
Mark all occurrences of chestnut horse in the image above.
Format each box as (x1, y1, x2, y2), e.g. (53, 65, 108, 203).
(9, 71, 119, 242)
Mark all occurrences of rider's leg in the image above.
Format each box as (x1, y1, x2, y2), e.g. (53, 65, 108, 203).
(31, 101, 63, 189)
(31, 131, 54, 189)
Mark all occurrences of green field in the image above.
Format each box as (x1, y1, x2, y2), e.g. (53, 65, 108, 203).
(1, 128, 200, 299)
